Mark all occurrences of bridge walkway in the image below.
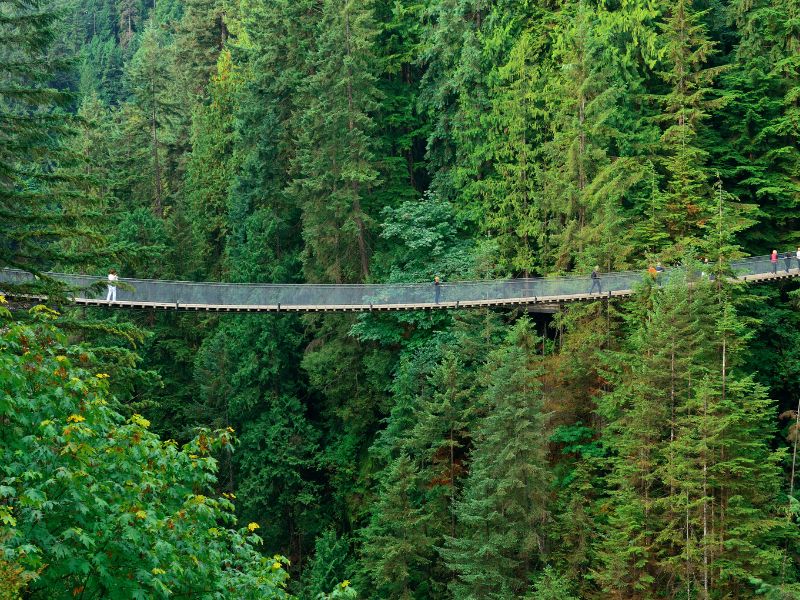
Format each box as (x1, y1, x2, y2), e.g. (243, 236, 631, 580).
(1, 256, 797, 313)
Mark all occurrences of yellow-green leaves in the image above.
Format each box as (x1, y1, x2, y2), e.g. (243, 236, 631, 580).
(0, 319, 292, 599)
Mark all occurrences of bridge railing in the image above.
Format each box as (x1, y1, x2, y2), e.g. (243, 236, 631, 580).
(0, 254, 787, 308)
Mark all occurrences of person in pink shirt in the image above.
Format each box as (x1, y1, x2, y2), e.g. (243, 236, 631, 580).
(770, 250, 778, 274)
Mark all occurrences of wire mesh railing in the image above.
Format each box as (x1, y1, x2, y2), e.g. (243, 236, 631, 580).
(0, 255, 794, 310)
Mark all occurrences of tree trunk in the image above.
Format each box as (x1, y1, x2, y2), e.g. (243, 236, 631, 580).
(344, 10, 369, 280)
(151, 102, 163, 218)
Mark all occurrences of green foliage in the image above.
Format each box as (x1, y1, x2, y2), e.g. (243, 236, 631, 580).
(651, 0, 725, 252)
(124, 21, 179, 217)
(359, 454, 434, 599)
(529, 566, 579, 600)
(291, 0, 382, 283)
(0, 0, 106, 290)
(0, 310, 291, 598)
(192, 313, 321, 556)
(442, 318, 551, 598)
(299, 529, 352, 600)
(183, 51, 238, 278)
(316, 580, 357, 600)
(595, 270, 787, 598)
(22, 0, 800, 595)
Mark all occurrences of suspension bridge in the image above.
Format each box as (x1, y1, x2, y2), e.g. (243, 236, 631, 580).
(1, 255, 797, 313)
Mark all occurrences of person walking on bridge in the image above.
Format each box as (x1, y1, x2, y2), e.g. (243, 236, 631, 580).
(785, 251, 793, 273)
(771, 250, 778, 274)
(106, 269, 118, 302)
(433, 275, 441, 304)
(796, 247, 800, 270)
(655, 262, 665, 286)
(589, 266, 602, 294)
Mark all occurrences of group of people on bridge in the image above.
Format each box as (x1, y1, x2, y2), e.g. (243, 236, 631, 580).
(101, 249, 798, 307)
(770, 248, 800, 274)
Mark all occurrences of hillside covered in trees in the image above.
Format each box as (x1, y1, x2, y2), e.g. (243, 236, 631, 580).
(2, 0, 800, 597)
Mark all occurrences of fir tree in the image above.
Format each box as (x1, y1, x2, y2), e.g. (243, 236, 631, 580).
(597, 270, 787, 598)
(125, 21, 179, 218)
(529, 566, 579, 600)
(407, 352, 472, 540)
(653, 0, 725, 251)
(183, 50, 237, 277)
(719, 0, 800, 248)
(173, 0, 228, 101)
(540, 0, 649, 272)
(359, 455, 435, 599)
(291, 0, 381, 283)
(0, 0, 108, 288)
(481, 29, 548, 276)
(442, 319, 551, 598)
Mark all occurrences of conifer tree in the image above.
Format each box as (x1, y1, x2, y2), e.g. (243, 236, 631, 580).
(529, 566, 579, 600)
(125, 21, 178, 218)
(540, 0, 649, 272)
(51, 92, 138, 271)
(596, 270, 786, 598)
(183, 50, 237, 277)
(174, 0, 228, 101)
(417, 0, 481, 203)
(720, 0, 800, 248)
(595, 272, 708, 597)
(653, 0, 724, 251)
(192, 313, 321, 557)
(300, 529, 353, 600)
(0, 0, 108, 288)
(481, 30, 548, 276)
(442, 319, 551, 598)
(224, 0, 315, 285)
(371, 0, 427, 209)
(292, 0, 381, 283)
(407, 352, 472, 540)
(359, 455, 435, 599)
(116, 0, 139, 47)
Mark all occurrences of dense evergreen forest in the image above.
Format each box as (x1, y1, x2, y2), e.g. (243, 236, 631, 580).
(2, 0, 800, 596)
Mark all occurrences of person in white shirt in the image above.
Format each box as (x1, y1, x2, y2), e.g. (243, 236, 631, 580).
(106, 269, 118, 302)
(796, 247, 800, 270)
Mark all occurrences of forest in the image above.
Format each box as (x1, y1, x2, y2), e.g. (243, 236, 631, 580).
(1, 0, 800, 597)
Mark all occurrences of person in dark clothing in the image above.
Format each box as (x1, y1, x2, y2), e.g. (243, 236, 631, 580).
(589, 266, 602, 294)
(785, 251, 792, 273)
(704, 258, 716, 281)
(655, 262, 665, 286)
(433, 275, 441, 304)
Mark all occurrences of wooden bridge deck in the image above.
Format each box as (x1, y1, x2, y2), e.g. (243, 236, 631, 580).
(69, 288, 634, 312)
